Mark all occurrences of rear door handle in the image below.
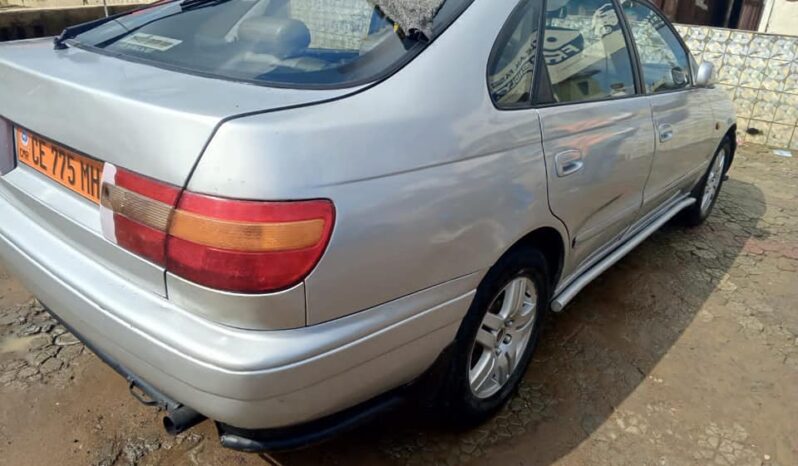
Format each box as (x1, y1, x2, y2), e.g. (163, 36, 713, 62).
(554, 150, 584, 177)
(658, 123, 674, 143)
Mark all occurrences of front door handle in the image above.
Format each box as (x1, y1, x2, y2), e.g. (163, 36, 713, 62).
(658, 123, 674, 143)
(554, 150, 584, 177)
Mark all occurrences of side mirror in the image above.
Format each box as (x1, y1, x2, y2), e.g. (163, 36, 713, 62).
(695, 62, 715, 87)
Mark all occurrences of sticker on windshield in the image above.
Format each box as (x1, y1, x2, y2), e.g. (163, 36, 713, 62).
(118, 33, 182, 53)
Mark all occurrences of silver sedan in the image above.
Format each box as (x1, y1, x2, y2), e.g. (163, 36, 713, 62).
(0, 0, 735, 450)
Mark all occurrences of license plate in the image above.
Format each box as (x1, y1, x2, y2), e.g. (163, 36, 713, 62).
(14, 127, 104, 204)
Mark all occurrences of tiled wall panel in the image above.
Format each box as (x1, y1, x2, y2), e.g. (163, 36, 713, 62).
(676, 24, 798, 150)
(290, 0, 373, 50)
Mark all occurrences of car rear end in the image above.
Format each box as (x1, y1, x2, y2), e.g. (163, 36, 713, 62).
(0, 27, 356, 327)
(0, 0, 479, 445)
(0, 32, 367, 430)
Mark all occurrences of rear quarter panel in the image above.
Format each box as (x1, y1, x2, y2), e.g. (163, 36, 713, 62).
(187, 0, 569, 324)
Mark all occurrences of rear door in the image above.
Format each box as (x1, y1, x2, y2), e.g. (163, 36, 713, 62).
(620, 0, 717, 217)
(537, 0, 655, 273)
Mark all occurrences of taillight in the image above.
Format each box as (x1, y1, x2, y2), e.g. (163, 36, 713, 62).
(166, 193, 334, 292)
(100, 167, 335, 293)
(100, 166, 180, 265)
(0, 118, 13, 175)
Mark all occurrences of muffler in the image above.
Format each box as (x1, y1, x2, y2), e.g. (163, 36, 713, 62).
(163, 405, 206, 435)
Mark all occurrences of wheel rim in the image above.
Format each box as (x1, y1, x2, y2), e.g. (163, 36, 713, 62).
(701, 149, 726, 214)
(468, 276, 538, 399)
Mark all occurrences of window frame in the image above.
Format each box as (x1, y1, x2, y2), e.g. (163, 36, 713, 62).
(486, 0, 547, 110)
(486, 0, 696, 110)
(488, 0, 649, 111)
(619, 0, 696, 96)
(530, 0, 645, 108)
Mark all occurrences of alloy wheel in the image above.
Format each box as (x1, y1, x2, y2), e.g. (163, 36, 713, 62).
(468, 276, 538, 399)
(701, 149, 726, 214)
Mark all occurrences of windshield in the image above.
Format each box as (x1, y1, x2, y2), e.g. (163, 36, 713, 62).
(73, 0, 467, 88)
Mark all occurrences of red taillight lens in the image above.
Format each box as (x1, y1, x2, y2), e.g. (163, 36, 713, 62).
(166, 193, 335, 293)
(100, 167, 335, 293)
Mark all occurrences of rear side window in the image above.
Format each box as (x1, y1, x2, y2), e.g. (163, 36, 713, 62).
(488, 0, 542, 108)
(73, 0, 470, 88)
(540, 0, 636, 104)
(622, 0, 690, 93)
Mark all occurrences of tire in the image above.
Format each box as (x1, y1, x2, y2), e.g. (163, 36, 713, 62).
(680, 137, 731, 227)
(441, 246, 550, 425)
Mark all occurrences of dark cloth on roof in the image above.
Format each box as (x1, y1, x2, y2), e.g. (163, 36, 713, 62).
(369, 0, 446, 38)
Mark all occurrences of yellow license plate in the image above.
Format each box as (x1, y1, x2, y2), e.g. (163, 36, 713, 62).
(15, 127, 104, 204)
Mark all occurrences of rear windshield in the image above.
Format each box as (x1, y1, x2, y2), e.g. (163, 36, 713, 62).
(73, 0, 468, 88)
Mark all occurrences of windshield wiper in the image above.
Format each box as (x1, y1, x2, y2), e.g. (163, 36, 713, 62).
(53, 0, 179, 50)
(53, 13, 123, 50)
(53, 0, 231, 50)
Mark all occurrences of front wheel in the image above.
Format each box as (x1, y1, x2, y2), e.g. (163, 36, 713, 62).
(441, 246, 550, 424)
(681, 138, 730, 227)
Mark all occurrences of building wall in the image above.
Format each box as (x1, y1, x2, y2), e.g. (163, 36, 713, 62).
(290, 0, 373, 49)
(759, 0, 798, 36)
(0, 4, 142, 41)
(677, 24, 798, 150)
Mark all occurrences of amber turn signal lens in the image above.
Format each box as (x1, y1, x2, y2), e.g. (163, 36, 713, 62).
(168, 210, 326, 252)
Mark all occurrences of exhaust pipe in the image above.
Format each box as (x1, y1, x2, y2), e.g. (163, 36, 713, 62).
(163, 406, 206, 435)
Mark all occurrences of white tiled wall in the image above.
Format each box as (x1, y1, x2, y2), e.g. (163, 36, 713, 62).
(290, 0, 373, 50)
(676, 24, 798, 150)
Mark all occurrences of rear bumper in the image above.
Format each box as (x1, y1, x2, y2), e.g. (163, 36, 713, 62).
(0, 180, 477, 429)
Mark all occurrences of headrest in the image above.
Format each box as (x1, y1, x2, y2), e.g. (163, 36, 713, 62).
(238, 17, 311, 58)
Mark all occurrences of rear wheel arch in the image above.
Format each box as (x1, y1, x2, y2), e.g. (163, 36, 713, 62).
(500, 227, 565, 291)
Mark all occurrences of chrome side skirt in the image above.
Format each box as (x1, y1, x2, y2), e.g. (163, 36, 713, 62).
(551, 197, 696, 312)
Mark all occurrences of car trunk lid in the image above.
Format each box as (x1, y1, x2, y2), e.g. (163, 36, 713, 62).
(0, 38, 356, 186)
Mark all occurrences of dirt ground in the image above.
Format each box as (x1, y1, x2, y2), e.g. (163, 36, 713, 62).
(0, 143, 796, 466)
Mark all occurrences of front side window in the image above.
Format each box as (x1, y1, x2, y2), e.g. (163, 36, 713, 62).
(73, 0, 469, 88)
(488, 0, 542, 108)
(622, 0, 690, 93)
(540, 0, 636, 104)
